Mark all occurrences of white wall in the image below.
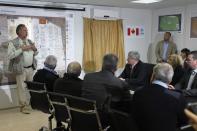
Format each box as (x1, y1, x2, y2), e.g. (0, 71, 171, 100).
(121, 8, 152, 62)
(151, 4, 197, 63)
(184, 4, 197, 50)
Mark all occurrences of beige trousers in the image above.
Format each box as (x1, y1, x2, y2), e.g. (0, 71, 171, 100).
(16, 68, 34, 106)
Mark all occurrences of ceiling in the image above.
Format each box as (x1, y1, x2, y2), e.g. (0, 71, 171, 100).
(1, 0, 197, 9)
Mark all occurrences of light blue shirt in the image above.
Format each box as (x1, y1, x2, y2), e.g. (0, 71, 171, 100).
(162, 41, 169, 61)
(152, 80, 168, 89)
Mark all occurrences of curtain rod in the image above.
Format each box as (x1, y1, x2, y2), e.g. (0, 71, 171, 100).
(0, 3, 85, 11)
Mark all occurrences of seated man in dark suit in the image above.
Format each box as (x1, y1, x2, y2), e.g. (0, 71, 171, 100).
(82, 54, 133, 130)
(82, 54, 131, 111)
(54, 61, 82, 96)
(176, 51, 197, 98)
(133, 63, 188, 131)
(53, 61, 82, 129)
(33, 55, 59, 92)
(119, 51, 146, 91)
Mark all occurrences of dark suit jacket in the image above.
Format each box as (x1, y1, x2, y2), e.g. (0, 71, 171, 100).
(133, 83, 188, 131)
(170, 65, 185, 86)
(183, 60, 191, 73)
(54, 73, 82, 97)
(33, 68, 59, 92)
(82, 70, 131, 110)
(119, 61, 149, 90)
(175, 71, 197, 97)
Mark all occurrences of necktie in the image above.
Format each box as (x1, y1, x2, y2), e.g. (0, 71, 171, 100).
(186, 71, 196, 90)
(130, 66, 133, 78)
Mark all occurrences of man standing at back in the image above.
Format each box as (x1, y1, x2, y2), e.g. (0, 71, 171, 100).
(7, 24, 38, 114)
(133, 63, 187, 131)
(155, 32, 177, 62)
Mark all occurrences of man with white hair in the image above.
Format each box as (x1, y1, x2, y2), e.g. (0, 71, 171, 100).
(133, 63, 187, 131)
(33, 55, 59, 92)
(119, 51, 147, 91)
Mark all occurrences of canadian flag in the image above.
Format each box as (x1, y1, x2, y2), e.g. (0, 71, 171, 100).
(128, 28, 139, 36)
(127, 27, 145, 37)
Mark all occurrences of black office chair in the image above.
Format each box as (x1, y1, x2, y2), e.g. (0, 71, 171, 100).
(144, 63, 155, 86)
(104, 86, 138, 131)
(63, 94, 110, 131)
(109, 109, 139, 131)
(47, 92, 71, 131)
(25, 81, 54, 131)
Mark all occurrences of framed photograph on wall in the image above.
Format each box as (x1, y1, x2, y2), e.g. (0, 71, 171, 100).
(158, 14, 182, 32)
(191, 17, 197, 38)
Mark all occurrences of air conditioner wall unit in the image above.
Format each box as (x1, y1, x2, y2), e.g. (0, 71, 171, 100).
(91, 8, 120, 19)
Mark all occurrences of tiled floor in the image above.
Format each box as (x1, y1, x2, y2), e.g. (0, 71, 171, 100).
(0, 107, 56, 131)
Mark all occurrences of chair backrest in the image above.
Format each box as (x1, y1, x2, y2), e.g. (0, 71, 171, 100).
(144, 63, 155, 86)
(109, 109, 139, 131)
(47, 92, 70, 123)
(104, 85, 124, 103)
(103, 85, 125, 111)
(25, 81, 51, 114)
(64, 94, 107, 131)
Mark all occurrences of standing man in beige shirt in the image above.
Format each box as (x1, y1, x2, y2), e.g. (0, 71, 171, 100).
(7, 24, 38, 114)
(155, 32, 177, 63)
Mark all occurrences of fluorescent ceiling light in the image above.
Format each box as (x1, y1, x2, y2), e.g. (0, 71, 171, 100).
(131, 0, 162, 4)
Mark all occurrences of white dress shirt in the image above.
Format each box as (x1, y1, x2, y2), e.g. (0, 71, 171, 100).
(152, 80, 168, 89)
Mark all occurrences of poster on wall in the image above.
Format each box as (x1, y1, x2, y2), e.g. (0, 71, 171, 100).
(191, 17, 197, 38)
(127, 26, 145, 38)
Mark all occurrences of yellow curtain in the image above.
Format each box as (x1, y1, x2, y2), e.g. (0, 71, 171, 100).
(83, 18, 125, 72)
